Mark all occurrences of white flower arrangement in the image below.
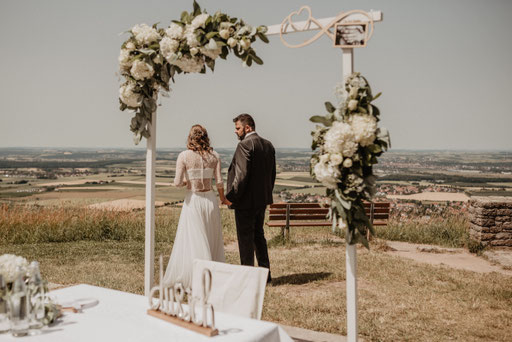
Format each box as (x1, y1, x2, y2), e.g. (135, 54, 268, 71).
(119, 82, 141, 108)
(130, 60, 155, 80)
(118, 1, 268, 143)
(310, 72, 391, 247)
(0, 254, 28, 283)
(131, 24, 161, 45)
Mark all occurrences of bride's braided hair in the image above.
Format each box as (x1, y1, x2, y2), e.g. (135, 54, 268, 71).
(187, 124, 213, 155)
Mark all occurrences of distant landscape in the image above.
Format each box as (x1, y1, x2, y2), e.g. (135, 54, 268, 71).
(1, 148, 511, 214)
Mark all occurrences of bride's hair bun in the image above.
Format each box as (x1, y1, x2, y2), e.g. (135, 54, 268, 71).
(187, 124, 213, 154)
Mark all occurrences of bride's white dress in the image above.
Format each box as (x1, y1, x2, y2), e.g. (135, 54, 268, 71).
(163, 149, 226, 289)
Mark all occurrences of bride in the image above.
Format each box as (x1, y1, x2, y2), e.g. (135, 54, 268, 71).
(163, 124, 228, 289)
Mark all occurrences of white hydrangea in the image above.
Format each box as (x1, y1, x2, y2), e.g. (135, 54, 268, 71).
(171, 55, 204, 73)
(130, 60, 155, 80)
(330, 153, 343, 166)
(159, 37, 180, 61)
(119, 82, 141, 108)
(191, 13, 209, 29)
(131, 24, 160, 45)
(0, 254, 29, 283)
(349, 114, 377, 147)
(313, 159, 340, 190)
(184, 25, 200, 47)
(165, 23, 184, 40)
(323, 121, 358, 157)
(118, 49, 132, 71)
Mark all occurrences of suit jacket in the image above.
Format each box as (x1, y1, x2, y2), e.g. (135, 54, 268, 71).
(226, 133, 276, 209)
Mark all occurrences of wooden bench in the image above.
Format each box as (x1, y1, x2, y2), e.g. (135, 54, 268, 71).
(266, 202, 391, 238)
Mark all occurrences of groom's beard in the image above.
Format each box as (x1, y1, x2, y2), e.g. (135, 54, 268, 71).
(237, 132, 246, 141)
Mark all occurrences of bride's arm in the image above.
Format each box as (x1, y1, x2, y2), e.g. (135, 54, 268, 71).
(173, 152, 187, 187)
(213, 151, 231, 205)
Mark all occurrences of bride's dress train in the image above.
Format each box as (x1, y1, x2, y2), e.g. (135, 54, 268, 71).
(163, 150, 225, 289)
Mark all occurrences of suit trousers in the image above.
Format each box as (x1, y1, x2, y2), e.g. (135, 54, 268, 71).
(234, 206, 271, 275)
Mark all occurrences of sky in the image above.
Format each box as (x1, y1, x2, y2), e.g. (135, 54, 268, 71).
(0, 0, 511, 150)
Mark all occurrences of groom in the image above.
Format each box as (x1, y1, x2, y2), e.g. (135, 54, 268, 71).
(225, 113, 276, 283)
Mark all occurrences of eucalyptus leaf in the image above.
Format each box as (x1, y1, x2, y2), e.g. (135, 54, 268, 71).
(324, 102, 336, 113)
(372, 92, 382, 101)
(257, 32, 269, 43)
(309, 115, 332, 127)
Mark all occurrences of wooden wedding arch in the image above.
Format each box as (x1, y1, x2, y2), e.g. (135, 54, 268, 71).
(142, 6, 382, 342)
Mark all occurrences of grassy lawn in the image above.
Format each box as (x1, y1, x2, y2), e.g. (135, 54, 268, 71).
(1, 229, 511, 341)
(1, 205, 511, 341)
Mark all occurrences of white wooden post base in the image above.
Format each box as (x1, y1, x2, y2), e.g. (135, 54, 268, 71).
(145, 111, 157, 297)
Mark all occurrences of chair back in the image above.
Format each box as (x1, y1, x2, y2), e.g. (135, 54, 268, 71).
(191, 259, 269, 320)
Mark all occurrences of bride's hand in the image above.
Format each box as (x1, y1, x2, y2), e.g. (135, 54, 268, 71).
(221, 198, 232, 206)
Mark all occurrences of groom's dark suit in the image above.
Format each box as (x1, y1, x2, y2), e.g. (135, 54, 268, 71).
(226, 132, 276, 277)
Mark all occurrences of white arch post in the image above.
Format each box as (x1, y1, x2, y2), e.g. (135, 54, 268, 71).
(267, 8, 382, 342)
(145, 110, 156, 296)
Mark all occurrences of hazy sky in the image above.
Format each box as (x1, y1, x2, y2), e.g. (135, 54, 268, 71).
(1, 0, 511, 150)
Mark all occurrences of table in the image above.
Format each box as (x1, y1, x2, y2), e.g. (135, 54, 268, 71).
(3, 284, 293, 342)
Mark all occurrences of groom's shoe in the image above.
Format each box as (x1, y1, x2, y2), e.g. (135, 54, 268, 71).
(266, 272, 272, 284)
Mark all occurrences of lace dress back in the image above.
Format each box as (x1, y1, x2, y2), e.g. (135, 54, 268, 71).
(174, 150, 223, 192)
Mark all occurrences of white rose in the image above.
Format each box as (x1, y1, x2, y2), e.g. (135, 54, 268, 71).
(118, 49, 132, 70)
(219, 29, 230, 40)
(130, 60, 154, 80)
(227, 37, 237, 48)
(119, 82, 141, 108)
(219, 22, 232, 30)
(343, 158, 353, 168)
(349, 87, 359, 99)
(348, 99, 358, 111)
(240, 38, 251, 50)
(153, 54, 163, 64)
(330, 153, 343, 166)
(126, 42, 136, 51)
(166, 23, 183, 40)
(159, 37, 180, 61)
(131, 23, 160, 45)
(349, 114, 377, 147)
(190, 47, 199, 56)
(191, 13, 209, 29)
(319, 154, 329, 164)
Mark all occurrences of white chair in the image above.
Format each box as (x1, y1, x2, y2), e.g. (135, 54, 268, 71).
(191, 259, 269, 320)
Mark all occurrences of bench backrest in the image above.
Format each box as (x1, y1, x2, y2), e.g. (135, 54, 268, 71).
(269, 202, 390, 222)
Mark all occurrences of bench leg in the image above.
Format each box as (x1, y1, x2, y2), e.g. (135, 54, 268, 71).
(286, 226, 290, 240)
(281, 227, 285, 239)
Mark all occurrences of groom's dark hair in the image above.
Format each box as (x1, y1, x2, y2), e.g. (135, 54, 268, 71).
(233, 113, 255, 130)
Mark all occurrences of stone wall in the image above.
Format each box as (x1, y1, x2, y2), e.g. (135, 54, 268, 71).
(469, 196, 512, 248)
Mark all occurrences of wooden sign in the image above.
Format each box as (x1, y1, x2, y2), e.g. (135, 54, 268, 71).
(147, 256, 218, 337)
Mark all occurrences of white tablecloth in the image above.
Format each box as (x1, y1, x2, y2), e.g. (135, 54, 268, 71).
(3, 284, 292, 342)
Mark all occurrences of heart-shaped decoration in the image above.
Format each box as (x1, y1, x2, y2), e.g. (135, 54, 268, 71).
(288, 6, 313, 32)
